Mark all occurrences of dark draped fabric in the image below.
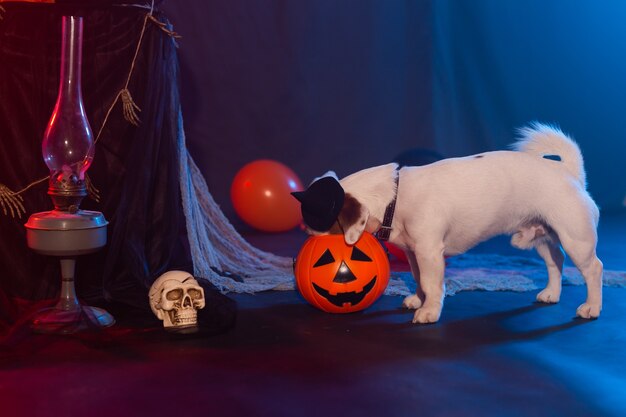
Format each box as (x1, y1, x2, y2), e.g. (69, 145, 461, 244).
(0, 2, 235, 333)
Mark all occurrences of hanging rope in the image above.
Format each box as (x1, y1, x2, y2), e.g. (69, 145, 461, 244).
(84, 173, 100, 203)
(147, 14, 182, 41)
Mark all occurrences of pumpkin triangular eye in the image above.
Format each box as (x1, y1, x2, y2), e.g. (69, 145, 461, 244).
(351, 246, 372, 262)
(313, 249, 335, 267)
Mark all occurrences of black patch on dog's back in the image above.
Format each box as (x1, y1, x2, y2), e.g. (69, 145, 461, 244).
(543, 154, 562, 162)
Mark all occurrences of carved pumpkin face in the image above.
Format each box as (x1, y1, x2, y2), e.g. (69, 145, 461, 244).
(294, 232, 390, 313)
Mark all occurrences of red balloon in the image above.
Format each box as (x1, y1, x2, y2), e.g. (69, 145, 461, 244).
(231, 160, 304, 232)
(384, 242, 450, 267)
(385, 242, 408, 263)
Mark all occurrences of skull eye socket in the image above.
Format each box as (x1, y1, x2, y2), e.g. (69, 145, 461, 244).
(313, 249, 335, 267)
(350, 245, 372, 262)
(188, 288, 203, 300)
(166, 288, 183, 301)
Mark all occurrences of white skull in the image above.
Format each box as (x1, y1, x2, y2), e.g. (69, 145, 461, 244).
(149, 271, 205, 328)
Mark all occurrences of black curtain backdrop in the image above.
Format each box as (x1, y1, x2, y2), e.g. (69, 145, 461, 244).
(0, 3, 192, 320)
(162, 1, 434, 229)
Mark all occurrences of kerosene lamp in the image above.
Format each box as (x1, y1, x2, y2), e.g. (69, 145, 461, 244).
(24, 16, 114, 333)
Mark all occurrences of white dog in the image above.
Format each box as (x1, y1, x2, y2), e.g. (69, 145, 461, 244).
(293, 123, 602, 324)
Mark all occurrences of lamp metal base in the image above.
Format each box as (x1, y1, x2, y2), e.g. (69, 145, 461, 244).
(25, 209, 113, 334)
(31, 305, 115, 334)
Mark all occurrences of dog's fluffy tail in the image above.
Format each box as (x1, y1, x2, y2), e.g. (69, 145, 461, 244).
(513, 122, 586, 188)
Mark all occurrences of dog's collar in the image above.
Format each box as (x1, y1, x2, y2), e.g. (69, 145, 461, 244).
(375, 168, 399, 242)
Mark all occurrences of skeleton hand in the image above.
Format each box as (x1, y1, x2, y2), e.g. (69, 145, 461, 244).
(0, 184, 26, 218)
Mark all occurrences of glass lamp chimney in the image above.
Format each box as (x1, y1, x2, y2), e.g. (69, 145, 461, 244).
(42, 15, 94, 211)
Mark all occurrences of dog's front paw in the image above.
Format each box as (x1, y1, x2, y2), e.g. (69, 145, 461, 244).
(576, 302, 601, 319)
(403, 294, 423, 310)
(412, 303, 442, 324)
(536, 287, 560, 304)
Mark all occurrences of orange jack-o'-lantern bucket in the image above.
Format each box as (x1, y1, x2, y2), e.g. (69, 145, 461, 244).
(294, 232, 390, 313)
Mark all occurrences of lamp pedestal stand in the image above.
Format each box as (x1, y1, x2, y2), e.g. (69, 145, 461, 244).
(25, 210, 114, 334)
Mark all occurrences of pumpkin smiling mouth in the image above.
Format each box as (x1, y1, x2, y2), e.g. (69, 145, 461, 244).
(312, 277, 377, 307)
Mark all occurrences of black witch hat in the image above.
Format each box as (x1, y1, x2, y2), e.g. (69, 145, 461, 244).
(291, 176, 345, 232)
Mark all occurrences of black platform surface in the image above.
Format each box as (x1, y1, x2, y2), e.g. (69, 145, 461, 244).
(1, 212, 625, 417)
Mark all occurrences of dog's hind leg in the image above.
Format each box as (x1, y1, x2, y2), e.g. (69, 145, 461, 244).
(556, 221, 603, 319)
(567, 246, 603, 319)
(402, 251, 425, 310)
(535, 240, 565, 304)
